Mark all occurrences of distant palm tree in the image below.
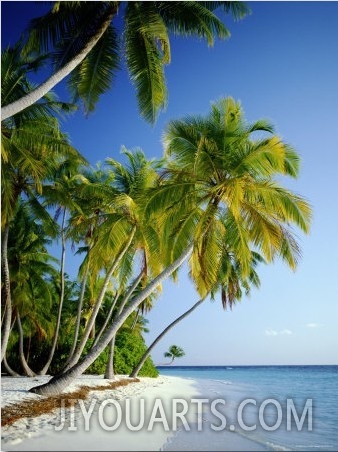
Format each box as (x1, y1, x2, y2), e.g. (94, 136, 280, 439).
(164, 345, 185, 364)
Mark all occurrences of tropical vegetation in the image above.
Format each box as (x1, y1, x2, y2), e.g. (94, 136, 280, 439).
(1, 2, 312, 398)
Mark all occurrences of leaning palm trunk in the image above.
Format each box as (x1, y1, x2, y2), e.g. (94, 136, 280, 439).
(91, 290, 119, 349)
(1, 224, 12, 361)
(1, 5, 117, 120)
(3, 354, 20, 377)
(65, 227, 136, 370)
(39, 209, 67, 375)
(92, 269, 143, 348)
(16, 312, 36, 377)
(64, 253, 91, 366)
(102, 269, 144, 379)
(30, 243, 193, 395)
(130, 297, 206, 378)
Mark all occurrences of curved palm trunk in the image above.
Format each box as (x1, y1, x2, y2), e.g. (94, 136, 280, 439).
(65, 227, 136, 370)
(102, 269, 144, 379)
(39, 208, 67, 375)
(130, 298, 205, 378)
(16, 312, 36, 377)
(1, 5, 118, 121)
(91, 290, 119, 349)
(1, 224, 12, 362)
(64, 254, 91, 366)
(3, 354, 20, 377)
(93, 268, 143, 348)
(29, 243, 193, 395)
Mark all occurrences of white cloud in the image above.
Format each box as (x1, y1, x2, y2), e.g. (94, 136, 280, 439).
(280, 329, 292, 335)
(306, 323, 324, 328)
(265, 328, 278, 336)
(265, 328, 292, 336)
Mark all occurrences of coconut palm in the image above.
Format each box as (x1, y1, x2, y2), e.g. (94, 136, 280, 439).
(164, 345, 185, 364)
(38, 157, 88, 375)
(2, 2, 249, 121)
(1, 45, 78, 361)
(64, 149, 163, 372)
(4, 200, 59, 375)
(157, 97, 312, 295)
(29, 98, 311, 396)
(63, 164, 113, 365)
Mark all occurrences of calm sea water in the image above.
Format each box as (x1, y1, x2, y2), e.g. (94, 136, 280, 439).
(157, 365, 338, 451)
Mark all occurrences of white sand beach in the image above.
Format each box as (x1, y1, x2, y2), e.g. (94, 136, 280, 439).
(1, 374, 197, 451)
(1, 375, 267, 451)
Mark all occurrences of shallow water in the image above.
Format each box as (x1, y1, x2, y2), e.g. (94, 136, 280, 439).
(159, 365, 338, 451)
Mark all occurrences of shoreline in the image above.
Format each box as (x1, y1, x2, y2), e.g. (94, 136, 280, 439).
(1, 374, 268, 451)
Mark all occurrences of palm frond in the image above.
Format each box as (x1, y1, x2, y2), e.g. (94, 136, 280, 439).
(125, 2, 169, 123)
(68, 25, 119, 114)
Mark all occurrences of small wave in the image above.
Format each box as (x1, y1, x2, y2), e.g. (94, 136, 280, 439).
(213, 379, 232, 385)
(294, 446, 335, 450)
(227, 367, 233, 369)
(266, 441, 292, 451)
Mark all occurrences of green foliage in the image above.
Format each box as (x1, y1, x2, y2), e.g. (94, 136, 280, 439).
(18, 2, 249, 123)
(77, 331, 158, 377)
(113, 331, 158, 377)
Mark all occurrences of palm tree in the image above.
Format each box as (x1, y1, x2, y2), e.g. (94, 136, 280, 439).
(4, 200, 59, 375)
(64, 149, 162, 372)
(157, 97, 312, 295)
(1, 45, 77, 361)
(1, 2, 249, 121)
(29, 97, 311, 396)
(38, 157, 88, 375)
(164, 345, 185, 364)
(63, 164, 113, 366)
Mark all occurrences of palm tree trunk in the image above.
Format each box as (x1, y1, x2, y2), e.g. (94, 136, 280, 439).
(1, 223, 12, 362)
(130, 298, 205, 378)
(91, 290, 119, 349)
(101, 269, 144, 379)
(39, 208, 67, 375)
(64, 253, 91, 366)
(16, 312, 36, 377)
(104, 336, 116, 380)
(1, 5, 118, 120)
(130, 308, 140, 331)
(65, 227, 136, 370)
(3, 354, 20, 377)
(29, 243, 193, 395)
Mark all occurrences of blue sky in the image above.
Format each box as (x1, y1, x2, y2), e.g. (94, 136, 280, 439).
(2, 1, 338, 365)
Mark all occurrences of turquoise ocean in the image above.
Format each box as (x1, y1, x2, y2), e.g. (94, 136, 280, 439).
(157, 365, 338, 451)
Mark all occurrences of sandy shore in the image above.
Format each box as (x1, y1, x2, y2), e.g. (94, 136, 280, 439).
(1, 374, 268, 451)
(1, 374, 199, 451)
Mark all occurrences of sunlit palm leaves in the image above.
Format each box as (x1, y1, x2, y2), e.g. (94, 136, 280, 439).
(148, 97, 312, 297)
(19, 1, 248, 122)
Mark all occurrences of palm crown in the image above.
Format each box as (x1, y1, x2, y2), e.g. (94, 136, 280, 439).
(146, 97, 311, 297)
(3, 1, 250, 122)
